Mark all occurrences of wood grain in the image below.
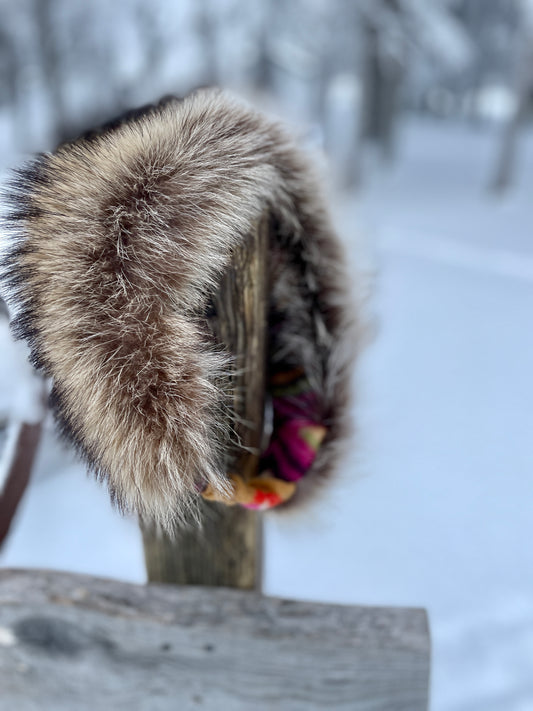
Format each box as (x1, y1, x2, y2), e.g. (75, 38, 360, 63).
(142, 215, 269, 589)
(0, 569, 431, 711)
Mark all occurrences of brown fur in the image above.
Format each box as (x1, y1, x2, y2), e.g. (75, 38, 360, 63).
(2, 88, 358, 529)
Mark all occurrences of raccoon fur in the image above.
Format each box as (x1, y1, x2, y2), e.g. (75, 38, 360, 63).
(1, 88, 357, 530)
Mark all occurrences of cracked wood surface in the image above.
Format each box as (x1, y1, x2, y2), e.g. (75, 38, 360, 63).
(0, 569, 430, 710)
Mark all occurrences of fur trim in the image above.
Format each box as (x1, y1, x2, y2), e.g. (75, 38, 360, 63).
(1, 89, 357, 529)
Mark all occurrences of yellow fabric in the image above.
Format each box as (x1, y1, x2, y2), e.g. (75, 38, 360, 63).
(202, 472, 296, 509)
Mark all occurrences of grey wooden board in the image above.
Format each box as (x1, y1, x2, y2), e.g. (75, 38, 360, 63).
(0, 570, 430, 711)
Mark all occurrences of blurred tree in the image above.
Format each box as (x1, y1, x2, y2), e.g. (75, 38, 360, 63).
(254, 0, 276, 90)
(33, 0, 69, 143)
(358, 0, 406, 161)
(0, 0, 528, 190)
(490, 0, 533, 192)
(0, 27, 17, 109)
(195, 0, 219, 86)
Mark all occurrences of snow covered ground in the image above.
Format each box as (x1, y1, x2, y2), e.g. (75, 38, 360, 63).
(264, 121, 533, 711)
(1, 118, 532, 710)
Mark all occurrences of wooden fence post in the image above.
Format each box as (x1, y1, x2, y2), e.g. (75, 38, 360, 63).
(141, 215, 269, 589)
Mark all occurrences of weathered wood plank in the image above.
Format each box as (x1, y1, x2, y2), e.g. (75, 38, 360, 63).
(0, 569, 430, 711)
(142, 216, 269, 589)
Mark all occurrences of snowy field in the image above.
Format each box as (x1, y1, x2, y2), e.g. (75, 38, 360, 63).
(1, 118, 533, 711)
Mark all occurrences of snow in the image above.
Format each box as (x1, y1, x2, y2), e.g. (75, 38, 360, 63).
(264, 120, 533, 710)
(0, 322, 44, 426)
(0, 416, 146, 583)
(1, 117, 532, 709)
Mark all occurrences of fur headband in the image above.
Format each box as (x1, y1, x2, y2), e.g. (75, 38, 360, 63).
(1, 89, 356, 529)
